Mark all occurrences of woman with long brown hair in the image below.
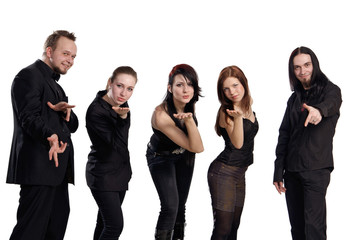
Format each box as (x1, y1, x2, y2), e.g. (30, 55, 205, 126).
(208, 65, 259, 239)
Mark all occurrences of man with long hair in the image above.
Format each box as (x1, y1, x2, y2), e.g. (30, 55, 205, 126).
(273, 46, 342, 240)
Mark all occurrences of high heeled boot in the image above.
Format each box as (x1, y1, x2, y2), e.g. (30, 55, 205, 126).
(155, 229, 173, 240)
(172, 222, 185, 240)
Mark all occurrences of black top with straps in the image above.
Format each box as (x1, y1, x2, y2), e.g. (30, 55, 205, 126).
(215, 115, 259, 168)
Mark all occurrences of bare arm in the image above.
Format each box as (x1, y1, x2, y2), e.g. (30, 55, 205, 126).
(152, 106, 204, 153)
(220, 108, 244, 149)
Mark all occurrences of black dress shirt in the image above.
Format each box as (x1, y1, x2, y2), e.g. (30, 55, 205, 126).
(273, 81, 342, 182)
(85, 90, 132, 191)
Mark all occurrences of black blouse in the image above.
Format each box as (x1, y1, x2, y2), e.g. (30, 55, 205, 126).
(215, 115, 259, 168)
(85, 90, 132, 191)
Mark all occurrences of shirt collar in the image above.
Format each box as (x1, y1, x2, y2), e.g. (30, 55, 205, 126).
(36, 59, 61, 82)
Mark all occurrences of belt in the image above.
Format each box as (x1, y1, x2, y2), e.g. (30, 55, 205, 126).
(147, 142, 185, 156)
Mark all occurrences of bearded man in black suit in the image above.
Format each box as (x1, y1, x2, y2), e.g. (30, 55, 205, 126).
(7, 30, 78, 240)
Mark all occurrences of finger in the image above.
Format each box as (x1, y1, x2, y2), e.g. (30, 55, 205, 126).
(47, 101, 55, 109)
(49, 148, 53, 161)
(302, 103, 311, 111)
(59, 142, 67, 153)
(66, 104, 76, 109)
(54, 152, 59, 167)
(304, 115, 311, 127)
(65, 109, 71, 122)
(274, 182, 281, 194)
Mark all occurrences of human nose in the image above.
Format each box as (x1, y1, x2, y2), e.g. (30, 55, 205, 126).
(229, 87, 235, 95)
(66, 56, 74, 65)
(299, 67, 305, 75)
(120, 88, 126, 96)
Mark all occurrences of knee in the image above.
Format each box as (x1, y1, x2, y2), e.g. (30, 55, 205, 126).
(161, 200, 178, 217)
(103, 222, 124, 237)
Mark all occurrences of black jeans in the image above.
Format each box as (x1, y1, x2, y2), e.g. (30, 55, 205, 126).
(91, 190, 126, 240)
(284, 169, 331, 240)
(148, 151, 195, 230)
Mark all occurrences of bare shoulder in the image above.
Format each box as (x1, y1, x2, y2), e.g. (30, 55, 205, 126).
(152, 104, 174, 130)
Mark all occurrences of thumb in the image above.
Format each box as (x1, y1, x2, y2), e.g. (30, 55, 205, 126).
(302, 103, 311, 111)
(47, 101, 55, 109)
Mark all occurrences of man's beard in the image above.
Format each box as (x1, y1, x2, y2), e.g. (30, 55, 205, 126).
(53, 66, 68, 75)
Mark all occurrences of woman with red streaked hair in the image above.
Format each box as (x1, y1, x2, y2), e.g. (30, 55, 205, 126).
(146, 64, 204, 239)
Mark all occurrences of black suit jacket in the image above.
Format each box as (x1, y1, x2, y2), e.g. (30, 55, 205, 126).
(7, 60, 78, 186)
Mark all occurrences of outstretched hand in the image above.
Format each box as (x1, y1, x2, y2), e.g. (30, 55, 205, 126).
(47, 101, 75, 122)
(47, 134, 67, 167)
(226, 109, 243, 118)
(173, 112, 193, 120)
(303, 103, 322, 127)
(112, 107, 130, 119)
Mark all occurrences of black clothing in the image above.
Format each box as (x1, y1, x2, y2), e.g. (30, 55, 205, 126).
(147, 150, 195, 230)
(284, 169, 330, 240)
(7, 60, 78, 186)
(273, 80, 342, 240)
(274, 81, 342, 182)
(91, 190, 126, 239)
(215, 117, 259, 167)
(146, 111, 197, 231)
(9, 179, 70, 240)
(208, 161, 247, 212)
(7, 60, 77, 240)
(85, 90, 132, 240)
(86, 90, 132, 191)
(208, 115, 258, 239)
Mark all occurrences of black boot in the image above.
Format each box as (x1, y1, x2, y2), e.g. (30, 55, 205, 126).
(172, 222, 185, 240)
(155, 229, 173, 240)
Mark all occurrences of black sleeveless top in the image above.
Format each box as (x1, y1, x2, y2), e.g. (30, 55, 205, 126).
(149, 112, 197, 152)
(215, 115, 259, 167)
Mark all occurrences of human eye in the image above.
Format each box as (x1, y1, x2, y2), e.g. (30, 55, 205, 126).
(127, 87, 134, 92)
(117, 84, 124, 88)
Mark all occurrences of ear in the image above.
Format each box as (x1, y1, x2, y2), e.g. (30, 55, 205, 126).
(167, 84, 172, 93)
(106, 78, 112, 91)
(45, 47, 52, 59)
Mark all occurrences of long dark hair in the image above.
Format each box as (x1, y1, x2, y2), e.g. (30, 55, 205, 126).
(215, 65, 251, 136)
(289, 46, 329, 99)
(162, 64, 202, 115)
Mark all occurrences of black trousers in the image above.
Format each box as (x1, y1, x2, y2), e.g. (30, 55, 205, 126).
(90, 190, 126, 240)
(9, 179, 69, 240)
(148, 152, 195, 230)
(284, 169, 331, 240)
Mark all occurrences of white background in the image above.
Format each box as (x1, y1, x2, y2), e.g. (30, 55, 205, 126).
(0, 0, 359, 239)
